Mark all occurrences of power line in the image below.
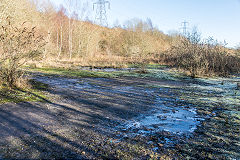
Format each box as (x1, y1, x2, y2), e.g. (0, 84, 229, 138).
(93, 0, 110, 26)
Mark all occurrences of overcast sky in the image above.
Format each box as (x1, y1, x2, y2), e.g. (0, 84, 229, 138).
(49, 0, 240, 48)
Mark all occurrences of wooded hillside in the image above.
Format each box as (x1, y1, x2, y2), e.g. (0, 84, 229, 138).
(0, 0, 239, 86)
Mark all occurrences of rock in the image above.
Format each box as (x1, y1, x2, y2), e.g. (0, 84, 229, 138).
(237, 83, 240, 90)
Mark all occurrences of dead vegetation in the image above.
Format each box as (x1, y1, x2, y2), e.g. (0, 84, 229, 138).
(0, 18, 45, 88)
(164, 29, 240, 77)
(0, 0, 239, 89)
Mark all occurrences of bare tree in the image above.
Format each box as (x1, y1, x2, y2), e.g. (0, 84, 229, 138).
(56, 6, 66, 59)
(65, 0, 76, 60)
(64, 0, 90, 59)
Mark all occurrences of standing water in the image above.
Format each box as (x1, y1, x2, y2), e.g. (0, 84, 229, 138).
(121, 92, 204, 135)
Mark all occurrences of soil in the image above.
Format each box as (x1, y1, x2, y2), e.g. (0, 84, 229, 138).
(0, 73, 239, 159)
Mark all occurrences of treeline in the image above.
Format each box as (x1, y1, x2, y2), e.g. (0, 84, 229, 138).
(1, 0, 174, 66)
(0, 0, 239, 88)
(35, 4, 174, 67)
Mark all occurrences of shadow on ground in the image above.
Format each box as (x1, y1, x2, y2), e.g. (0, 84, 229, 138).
(0, 75, 239, 159)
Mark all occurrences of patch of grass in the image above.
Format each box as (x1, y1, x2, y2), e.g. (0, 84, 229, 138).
(0, 80, 49, 104)
(28, 79, 49, 91)
(28, 66, 187, 82)
(170, 78, 240, 159)
(30, 67, 119, 78)
(128, 63, 167, 69)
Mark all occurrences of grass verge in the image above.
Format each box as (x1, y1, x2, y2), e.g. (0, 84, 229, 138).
(0, 80, 49, 104)
(30, 67, 120, 78)
(28, 64, 186, 81)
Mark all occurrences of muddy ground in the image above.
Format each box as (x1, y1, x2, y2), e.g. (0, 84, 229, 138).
(0, 70, 239, 159)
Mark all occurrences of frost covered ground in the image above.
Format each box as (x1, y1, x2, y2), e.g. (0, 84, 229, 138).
(0, 67, 239, 159)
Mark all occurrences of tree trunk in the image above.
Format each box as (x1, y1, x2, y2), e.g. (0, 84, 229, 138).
(57, 29, 59, 50)
(58, 23, 63, 60)
(43, 30, 51, 59)
(68, 18, 72, 60)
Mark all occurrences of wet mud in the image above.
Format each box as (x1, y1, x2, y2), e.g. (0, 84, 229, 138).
(0, 69, 239, 159)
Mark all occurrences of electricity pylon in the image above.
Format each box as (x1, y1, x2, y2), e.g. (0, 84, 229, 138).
(93, 0, 110, 26)
(180, 21, 189, 36)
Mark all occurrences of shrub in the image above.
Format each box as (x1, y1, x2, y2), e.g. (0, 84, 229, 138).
(165, 29, 240, 77)
(0, 18, 45, 88)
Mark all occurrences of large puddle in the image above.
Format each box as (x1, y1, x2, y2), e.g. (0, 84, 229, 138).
(116, 74, 240, 136)
(121, 97, 204, 135)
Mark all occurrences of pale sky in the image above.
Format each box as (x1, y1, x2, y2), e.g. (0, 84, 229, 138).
(49, 0, 240, 48)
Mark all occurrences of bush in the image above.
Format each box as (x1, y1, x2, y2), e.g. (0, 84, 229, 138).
(165, 29, 240, 77)
(0, 18, 45, 88)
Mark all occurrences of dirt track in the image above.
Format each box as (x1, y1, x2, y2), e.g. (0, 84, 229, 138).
(0, 74, 239, 159)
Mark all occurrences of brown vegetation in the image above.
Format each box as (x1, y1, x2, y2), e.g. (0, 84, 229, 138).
(164, 29, 240, 77)
(0, 0, 239, 87)
(0, 18, 45, 88)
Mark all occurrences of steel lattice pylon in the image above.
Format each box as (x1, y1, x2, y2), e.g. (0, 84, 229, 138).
(93, 0, 110, 26)
(180, 21, 189, 36)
